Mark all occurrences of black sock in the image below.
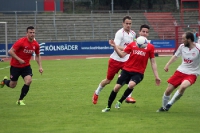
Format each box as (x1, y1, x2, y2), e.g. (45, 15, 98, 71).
(119, 88, 133, 103)
(19, 84, 30, 100)
(4, 79, 10, 87)
(108, 90, 118, 108)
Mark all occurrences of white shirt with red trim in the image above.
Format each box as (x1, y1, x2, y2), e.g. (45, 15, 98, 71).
(175, 43, 200, 76)
(110, 28, 136, 62)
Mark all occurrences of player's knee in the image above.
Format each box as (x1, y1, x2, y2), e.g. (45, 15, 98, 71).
(10, 84, 17, 88)
(128, 81, 136, 89)
(25, 80, 32, 85)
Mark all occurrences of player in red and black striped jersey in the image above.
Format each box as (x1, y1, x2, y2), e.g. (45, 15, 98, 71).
(0, 26, 43, 105)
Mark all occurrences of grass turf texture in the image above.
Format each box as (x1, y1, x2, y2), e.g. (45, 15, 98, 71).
(0, 56, 200, 133)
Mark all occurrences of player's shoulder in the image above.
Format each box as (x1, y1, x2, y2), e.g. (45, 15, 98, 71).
(147, 43, 154, 48)
(130, 30, 136, 34)
(115, 28, 124, 34)
(17, 37, 27, 42)
(195, 43, 200, 51)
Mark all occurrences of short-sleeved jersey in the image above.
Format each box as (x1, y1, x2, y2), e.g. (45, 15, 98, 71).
(175, 43, 200, 76)
(10, 37, 40, 68)
(123, 41, 155, 74)
(110, 28, 136, 62)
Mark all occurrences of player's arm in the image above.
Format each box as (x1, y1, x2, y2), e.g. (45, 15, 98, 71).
(164, 55, 178, 72)
(8, 47, 25, 64)
(35, 44, 43, 74)
(109, 40, 127, 58)
(117, 46, 125, 51)
(35, 54, 43, 74)
(150, 58, 161, 85)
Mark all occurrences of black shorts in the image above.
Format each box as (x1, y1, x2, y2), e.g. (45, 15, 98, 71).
(117, 69, 144, 85)
(10, 65, 33, 81)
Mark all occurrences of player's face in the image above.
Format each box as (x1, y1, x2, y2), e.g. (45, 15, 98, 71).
(27, 29, 35, 42)
(139, 28, 149, 38)
(182, 34, 190, 47)
(123, 19, 132, 32)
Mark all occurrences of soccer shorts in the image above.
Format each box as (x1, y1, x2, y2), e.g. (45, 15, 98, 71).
(10, 65, 33, 81)
(106, 58, 125, 80)
(167, 70, 197, 88)
(117, 69, 144, 85)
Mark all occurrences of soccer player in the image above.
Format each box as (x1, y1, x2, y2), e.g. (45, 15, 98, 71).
(157, 32, 200, 112)
(102, 24, 161, 112)
(92, 15, 137, 104)
(0, 26, 43, 105)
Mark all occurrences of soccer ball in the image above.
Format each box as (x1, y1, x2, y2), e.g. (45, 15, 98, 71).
(136, 36, 148, 48)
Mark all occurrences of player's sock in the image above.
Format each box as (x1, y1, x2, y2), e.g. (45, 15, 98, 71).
(95, 83, 104, 95)
(162, 93, 170, 107)
(127, 92, 132, 98)
(167, 90, 182, 105)
(19, 84, 30, 100)
(4, 79, 10, 87)
(108, 90, 117, 108)
(119, 88, 133, 103)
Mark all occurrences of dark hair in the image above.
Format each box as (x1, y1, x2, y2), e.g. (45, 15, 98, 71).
(140, 24, 150, 31)
(26, 26, 35, 32)
(123, 15, 132, 22)
(185, 32, 194, 42)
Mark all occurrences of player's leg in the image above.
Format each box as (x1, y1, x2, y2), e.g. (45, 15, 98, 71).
(157, 83, 175, 112)
(1, 66, 19, 88)
(93, 59, 122, 104)
(102, 69, 128, 112)
(116, 72, 143, 108)
(166, 75, 196, 111)
(17, 66, 33, 105)
(157, 71, 181, 112)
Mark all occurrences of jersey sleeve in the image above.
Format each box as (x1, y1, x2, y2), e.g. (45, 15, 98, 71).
(12, 39, 22, 51)
(114, 31, 122, 46)
(175, 44, 183, 57)
(124, 43, 133, 54)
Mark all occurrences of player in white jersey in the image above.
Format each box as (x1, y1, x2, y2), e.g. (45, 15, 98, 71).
(157, 32, 200, 112)
(92, 15, 137, 104)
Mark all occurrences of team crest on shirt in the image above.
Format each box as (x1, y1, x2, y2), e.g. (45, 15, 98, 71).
(192, 53, 196, 56)
(33, 46, 35, 49)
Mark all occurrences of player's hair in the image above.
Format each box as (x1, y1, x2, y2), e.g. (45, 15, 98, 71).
(26, 26, 35, 32)
(185, 32, 194, 42)
(123, 15, 132, 22)
(140, 24, 150, 31)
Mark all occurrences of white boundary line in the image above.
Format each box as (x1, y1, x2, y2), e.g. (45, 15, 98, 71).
(86, 57, 109, 59)
(0, 66, 10, 70)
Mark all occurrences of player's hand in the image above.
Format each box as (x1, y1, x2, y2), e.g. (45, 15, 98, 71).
(164, 65, 169, 72)
(18, 59, 25, 64)
(39, 68, 43, 75)
(109, 40, 115, 47)
(155, 78, 161, 86)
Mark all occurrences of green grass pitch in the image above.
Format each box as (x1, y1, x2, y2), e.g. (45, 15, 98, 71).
(0, 56, 200, 133)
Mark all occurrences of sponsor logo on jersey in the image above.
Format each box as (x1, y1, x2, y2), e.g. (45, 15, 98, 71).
(23, 49, 34, 54)
(184, 58, 193, 63)
(192, 53, 196, 56)
(133, 50, 146, 56)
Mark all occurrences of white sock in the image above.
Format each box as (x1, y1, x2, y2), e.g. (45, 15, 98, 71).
(95, 83, 104, 95)
(162, 93, 170, 108)
(168, 90, 182, 105)
(127, 92, 132, 98)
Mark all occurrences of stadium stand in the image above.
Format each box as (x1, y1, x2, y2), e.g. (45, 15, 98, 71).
(0, 12, 199, 44)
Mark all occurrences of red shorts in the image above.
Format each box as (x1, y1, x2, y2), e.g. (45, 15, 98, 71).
(107, 58, 125, 80)
(167, 70, 197, 88)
